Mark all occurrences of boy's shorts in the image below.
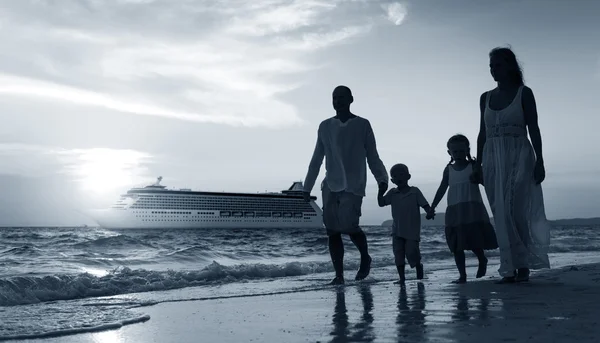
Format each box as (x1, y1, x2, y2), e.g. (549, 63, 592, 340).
(322, 183, 363, 236)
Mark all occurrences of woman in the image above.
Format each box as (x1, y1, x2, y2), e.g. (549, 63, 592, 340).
(471, 47, 551, 283)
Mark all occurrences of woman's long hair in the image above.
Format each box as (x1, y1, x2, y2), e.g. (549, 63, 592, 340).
(489, 46, 525, 86)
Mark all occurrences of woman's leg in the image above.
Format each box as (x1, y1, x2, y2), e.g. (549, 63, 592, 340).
(472, 248, 488, 278)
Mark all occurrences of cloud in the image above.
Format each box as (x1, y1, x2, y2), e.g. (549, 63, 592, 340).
(0, 0, 406, 128)
(225, 1, 338, 36)
(0, 143, 63, 177)
(0, 73, 297, 127)
(383, 2, 408, 25)
(275, 25, 374, 51)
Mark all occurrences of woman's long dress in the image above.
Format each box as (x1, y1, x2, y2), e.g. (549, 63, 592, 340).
(482, 85, 551, 277)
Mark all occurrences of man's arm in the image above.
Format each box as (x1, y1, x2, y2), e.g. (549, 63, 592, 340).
(377, 189, 392, 208)
(303, 126, 325, 194)
(364, 120, 388, 185)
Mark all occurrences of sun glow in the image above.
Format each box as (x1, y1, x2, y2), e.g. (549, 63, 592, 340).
(58, 148, 152, 196)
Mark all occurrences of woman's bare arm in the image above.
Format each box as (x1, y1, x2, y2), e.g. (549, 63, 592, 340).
(522, 86, 544, 164)
(475, 92, 487, 167)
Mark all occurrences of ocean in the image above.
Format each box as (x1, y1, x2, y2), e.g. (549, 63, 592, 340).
(0, 225, 599, 341)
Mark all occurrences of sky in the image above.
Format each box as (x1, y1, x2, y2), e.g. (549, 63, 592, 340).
(0, 0, 599, 226)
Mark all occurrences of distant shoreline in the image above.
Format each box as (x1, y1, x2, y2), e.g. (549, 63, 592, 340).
(379, 215, 600, 227)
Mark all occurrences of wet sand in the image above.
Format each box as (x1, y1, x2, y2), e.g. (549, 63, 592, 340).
(23, 260, 600, 343)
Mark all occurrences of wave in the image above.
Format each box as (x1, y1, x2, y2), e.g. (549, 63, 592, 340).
(163, 245, 214, 258)
(0, 249, 458, 307)
(0, 262, 332, 306)
(0, 315, 150, 342)
(0, 245, 43, 257)
(73, 234, 155, 249)
(0, 301, 150, 342)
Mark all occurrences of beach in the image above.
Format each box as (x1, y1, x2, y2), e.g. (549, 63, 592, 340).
(19, 257, 600, 343)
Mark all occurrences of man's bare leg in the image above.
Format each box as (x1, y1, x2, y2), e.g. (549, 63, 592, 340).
(328, 232, 345, 284)
(350, 231, 371, 280)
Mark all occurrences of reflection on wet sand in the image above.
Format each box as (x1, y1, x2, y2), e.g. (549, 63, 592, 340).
(450, 292, 498, 323)
(350, 285, 375, 342)
(329, 285, 375, 343)
(424, 287, 500, 323)
(475, 297, 491, 321)
(327, 280, 507, 342)
(330, 290, 349, 342)
(397, 282, 426, 341)
(452, 294, 470, 322)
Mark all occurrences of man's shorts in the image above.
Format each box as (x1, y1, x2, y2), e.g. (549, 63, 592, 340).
(321, 183, 364, 236)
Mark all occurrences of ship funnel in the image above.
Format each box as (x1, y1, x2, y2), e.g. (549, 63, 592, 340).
(288, 181, 304, 191)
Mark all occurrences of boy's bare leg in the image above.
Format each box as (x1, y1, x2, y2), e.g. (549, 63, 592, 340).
(406, 239, 424, 280)
(393, 237, 406, 284)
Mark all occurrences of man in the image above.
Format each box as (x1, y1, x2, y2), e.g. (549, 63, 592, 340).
(303, 85, 389, 285)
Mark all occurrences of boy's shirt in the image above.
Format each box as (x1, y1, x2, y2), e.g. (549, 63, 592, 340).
(382, 186, 429, 241)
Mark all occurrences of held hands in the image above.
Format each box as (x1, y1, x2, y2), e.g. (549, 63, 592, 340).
(425, 207, 436, 220)
(534, 160, 545, 184)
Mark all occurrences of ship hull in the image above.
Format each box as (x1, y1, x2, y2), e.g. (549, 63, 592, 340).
(87, 206, 324, 229)
(86, 179, 324, 230)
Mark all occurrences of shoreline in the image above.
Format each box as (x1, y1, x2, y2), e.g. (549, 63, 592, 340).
(18, 258, 600, 343)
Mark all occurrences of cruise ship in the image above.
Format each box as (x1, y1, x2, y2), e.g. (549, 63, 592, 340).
(88, 177, 323, 229)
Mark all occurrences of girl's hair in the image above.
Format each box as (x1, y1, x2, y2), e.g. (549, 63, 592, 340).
(489, 46, 524, 86)
(447, 134, 476, 165)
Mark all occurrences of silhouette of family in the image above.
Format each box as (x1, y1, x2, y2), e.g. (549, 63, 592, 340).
(302, 46, 551, 285)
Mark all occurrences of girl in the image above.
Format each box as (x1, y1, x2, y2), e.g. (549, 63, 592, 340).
(430, 134, 498, 284)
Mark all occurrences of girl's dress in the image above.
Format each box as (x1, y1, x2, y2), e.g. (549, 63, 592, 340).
(482, 85, 551, 277)
(445, 163, 498, 253)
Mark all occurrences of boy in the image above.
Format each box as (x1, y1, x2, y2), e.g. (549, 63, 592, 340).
(378, 163, 434, 284)
(302, 85, 388, 285)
